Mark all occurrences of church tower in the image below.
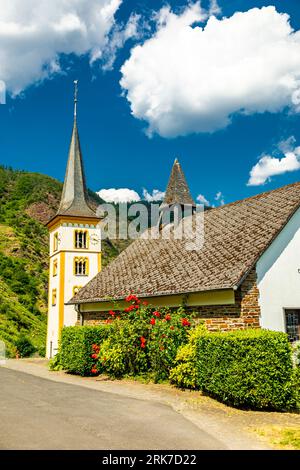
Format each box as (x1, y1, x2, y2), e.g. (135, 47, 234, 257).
(46, 81, 101, 358)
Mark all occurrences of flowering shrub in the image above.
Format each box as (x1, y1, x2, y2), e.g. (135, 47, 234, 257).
(96, 295, 193, 381)
(147, 309, 193, 381)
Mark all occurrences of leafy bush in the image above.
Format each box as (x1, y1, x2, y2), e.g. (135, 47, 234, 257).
(15, 334, 36, 357)
(96, 296, 193, 381)
(170, 324, 207, 389)
(195, 329, 297, 410)
(48, 352, 63, 371)
(60, 325, 111, 376)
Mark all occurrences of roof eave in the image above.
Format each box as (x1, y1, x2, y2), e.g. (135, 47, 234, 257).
(67, 285, 235, 305)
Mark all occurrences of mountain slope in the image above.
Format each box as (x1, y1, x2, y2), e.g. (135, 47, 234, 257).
(0, 166, 130, 356)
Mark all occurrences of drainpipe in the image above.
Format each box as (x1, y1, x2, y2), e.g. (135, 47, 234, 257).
(75, 304, 84, 326)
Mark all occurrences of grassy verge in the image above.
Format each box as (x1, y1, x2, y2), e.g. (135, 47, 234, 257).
(254, 426, 300, 450)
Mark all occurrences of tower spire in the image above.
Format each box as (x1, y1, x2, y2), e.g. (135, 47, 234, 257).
(55, 81, 97, 219)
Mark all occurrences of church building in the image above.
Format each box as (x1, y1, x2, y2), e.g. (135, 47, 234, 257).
(46, 84, 300, 357)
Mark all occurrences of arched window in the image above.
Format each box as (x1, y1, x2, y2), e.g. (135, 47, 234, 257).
(74, 230, 88, 249)
(74, 257, 89, 276)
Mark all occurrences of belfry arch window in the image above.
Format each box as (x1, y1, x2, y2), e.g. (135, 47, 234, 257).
(74, 257, 89, 276)
(74, 230, 89, 249)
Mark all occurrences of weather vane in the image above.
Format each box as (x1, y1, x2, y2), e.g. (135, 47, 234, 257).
(74, 79, 78, 118)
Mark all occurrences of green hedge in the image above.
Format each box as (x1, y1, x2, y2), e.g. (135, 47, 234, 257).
(171, 329, 297, 410)
(60, 325, 111, 376)
(198, 329, 297, 410)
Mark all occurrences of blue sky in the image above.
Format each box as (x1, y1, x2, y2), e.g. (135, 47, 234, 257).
(0, 0, 300, 206)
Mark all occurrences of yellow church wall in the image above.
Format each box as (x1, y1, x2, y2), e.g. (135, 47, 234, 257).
(78, 289, 236, 313)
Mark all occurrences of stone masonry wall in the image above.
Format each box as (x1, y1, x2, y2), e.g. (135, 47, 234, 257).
(193, 267, 260, 331)
(80, 267, 261, 332)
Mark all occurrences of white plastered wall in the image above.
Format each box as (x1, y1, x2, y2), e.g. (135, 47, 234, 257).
(256, 206, 300, 332)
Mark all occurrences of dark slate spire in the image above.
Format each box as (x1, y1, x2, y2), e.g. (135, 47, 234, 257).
(162, 158, 195, 207)
(57, 81, 96, 218)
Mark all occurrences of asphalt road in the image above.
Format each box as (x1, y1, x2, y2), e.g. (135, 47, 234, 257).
(0, 368, 225, 450)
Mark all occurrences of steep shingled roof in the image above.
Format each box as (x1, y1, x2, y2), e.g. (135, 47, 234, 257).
(56, 118, 97, 218)
(162, 159, 196, 207)
(70, 182, 300, 304)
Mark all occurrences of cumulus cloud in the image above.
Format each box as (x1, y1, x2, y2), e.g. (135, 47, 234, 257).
(247, 137, 300, 186)
(120, 3, 300, 137)
(196, 194, 210, 206)
(97, 188, 141, 203)
(142, 188, 165, 202)
(0, 0, 125, 94)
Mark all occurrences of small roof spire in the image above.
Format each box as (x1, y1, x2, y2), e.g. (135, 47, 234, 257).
(162, 158, 195, 207)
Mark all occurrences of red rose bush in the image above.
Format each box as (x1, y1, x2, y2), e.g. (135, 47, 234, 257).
(95, 295, 193, 381)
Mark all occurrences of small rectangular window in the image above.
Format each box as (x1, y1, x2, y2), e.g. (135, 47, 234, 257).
(53, 259, 58, 276)
(285, 309, 300, 342)
(52, 289, 57, 306)
(53, 232, 59, 252)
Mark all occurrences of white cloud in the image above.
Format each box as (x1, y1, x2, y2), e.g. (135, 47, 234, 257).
(209, 0, 221, 16)
(142, 188, 165, 202)
(100, 13, 142, 71)
(196, 194, 210, 206)
(247, 137, 300, 186)
(97, 188, 141, 203)
(120, 3, 300, 138)
(0, 0, 123, 94)
(215, 191, 225, 205)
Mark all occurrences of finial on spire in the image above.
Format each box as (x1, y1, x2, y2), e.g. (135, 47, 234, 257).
(74, 79, 78, 118)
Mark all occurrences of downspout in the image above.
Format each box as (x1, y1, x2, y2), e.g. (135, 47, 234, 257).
(75, 303, 84, 326)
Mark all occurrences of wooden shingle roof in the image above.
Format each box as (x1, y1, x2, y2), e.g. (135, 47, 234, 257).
(70, 182, 300, 304)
